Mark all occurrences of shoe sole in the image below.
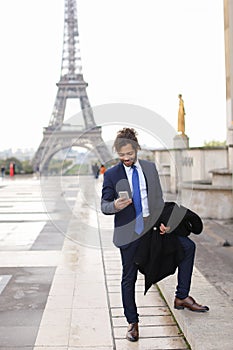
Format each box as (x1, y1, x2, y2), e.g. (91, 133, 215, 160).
(126, 336, 139, 342)
(174, 305, 209, 312)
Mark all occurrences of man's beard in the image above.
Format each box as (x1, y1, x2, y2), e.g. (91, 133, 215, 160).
(120, 155, 137, 167)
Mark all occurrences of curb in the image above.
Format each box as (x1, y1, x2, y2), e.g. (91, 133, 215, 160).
(157, 267, 233, 350)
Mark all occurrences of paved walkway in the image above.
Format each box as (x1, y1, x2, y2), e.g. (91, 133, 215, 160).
(0, 175, 188, 349)
(0, 175, 232, 349)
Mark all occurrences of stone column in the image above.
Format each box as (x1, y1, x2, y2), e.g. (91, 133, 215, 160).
(173, 134, 189, 149)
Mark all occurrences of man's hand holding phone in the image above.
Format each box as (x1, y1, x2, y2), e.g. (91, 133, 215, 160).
(114, 191, 132, 210)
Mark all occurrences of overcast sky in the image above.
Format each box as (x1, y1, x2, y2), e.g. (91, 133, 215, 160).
(0, 0, 226, 152)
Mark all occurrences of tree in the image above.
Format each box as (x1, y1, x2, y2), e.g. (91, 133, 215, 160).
(0, 157, 34, 174)
(21, 160, 33, 174)
(203, 140, 226, 147)
(4, 157, 23, 174)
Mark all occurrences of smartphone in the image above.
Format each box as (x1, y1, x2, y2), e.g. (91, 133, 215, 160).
(119, 191, 129, 200)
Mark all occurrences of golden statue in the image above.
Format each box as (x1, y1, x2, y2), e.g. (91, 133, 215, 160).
(178, 94, 185, 134)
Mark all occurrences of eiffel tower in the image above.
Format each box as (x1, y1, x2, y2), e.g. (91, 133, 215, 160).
(32, 0, 111, 171)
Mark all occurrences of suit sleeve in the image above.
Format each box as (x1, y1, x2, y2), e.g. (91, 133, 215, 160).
(101, 169, 118, 215)
(153, 163, 164, 204)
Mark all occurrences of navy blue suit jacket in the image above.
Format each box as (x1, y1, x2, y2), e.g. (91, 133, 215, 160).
(101, 160, 164, 247)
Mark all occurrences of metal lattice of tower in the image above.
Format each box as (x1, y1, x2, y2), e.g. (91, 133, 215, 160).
(32, 0, 111, 171)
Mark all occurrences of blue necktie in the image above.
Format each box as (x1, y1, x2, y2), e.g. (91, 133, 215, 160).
(132, 165, 144, 234)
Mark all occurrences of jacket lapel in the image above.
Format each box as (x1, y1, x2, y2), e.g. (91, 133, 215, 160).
(139, 160, 149, 192)
(115, 162, 132, 196)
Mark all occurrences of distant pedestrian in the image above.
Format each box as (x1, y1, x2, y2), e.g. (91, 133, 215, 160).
(99, 164, 106, 182)
(9, 162, 15, 177)
(34, 165, 40, 179)
(92, 163, 99, 179)
(1, 165, 5, 178)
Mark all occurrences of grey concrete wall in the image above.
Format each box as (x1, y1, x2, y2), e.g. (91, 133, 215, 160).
(153, 147, 228, 190)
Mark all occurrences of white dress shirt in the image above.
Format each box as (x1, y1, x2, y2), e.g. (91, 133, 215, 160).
(123, 161, 150, 217)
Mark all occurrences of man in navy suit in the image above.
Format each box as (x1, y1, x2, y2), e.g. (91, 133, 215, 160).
(101, 128, 208, 342)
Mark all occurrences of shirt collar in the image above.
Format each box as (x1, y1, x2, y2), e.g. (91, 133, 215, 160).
(123, 160, 140, 173)
(134, 160, 140, 168)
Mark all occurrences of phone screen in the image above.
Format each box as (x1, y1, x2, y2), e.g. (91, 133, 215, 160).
(119, 191, 129, 199)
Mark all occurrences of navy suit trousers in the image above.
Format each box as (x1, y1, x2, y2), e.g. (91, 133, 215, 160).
(120, 238, 142, 324)
(176, 236, 196, 299)
(119, 235, 196, 323)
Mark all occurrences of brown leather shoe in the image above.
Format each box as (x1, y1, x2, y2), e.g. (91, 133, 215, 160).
(174, 296, 209, 312)
(126, 322, 139, 342)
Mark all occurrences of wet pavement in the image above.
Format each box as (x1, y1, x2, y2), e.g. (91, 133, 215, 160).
(0, 175, 232, 349)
